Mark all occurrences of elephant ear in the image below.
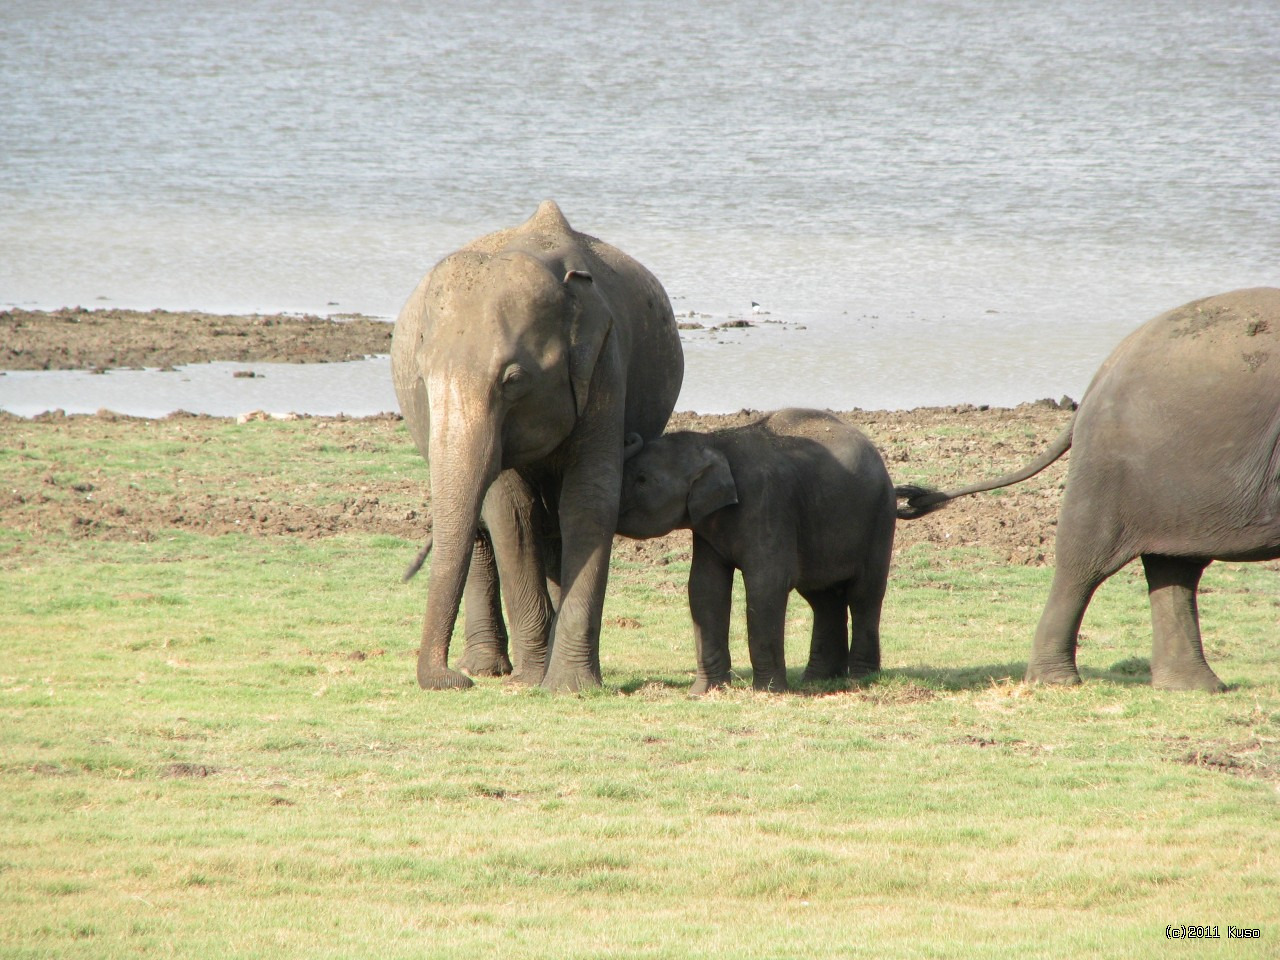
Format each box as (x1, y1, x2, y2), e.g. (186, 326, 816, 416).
(563, 269, 613, 419)
(688, 447, 738, 525)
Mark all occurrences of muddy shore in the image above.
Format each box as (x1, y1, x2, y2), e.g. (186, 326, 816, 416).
(1, 307, 393, 371)
(1, 308, 1078, 563)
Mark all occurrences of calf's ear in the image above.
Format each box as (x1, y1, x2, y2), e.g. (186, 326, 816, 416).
(688, 448, 738, 524)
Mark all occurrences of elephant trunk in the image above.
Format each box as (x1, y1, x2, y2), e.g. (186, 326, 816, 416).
(416, 392, 501, 690)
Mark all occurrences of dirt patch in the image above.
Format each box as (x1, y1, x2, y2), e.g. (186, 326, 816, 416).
(1, 307, 392, 370)
(1171, 737, 1280, 783)
(0, 403, 1076, 564)
(160, 762, 217, 779)
(848, 681, 939, 705)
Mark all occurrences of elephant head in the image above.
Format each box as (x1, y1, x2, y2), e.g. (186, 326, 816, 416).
(395, 244, 616, 689)
(617, 433, 739, 540)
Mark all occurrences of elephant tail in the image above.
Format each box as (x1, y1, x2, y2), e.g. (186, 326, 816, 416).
(894, 421, 1075, 520)
(895, 485, 951, 519)
(402, 529, 434, 583)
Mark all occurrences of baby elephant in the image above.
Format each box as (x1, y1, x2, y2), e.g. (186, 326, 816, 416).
(617, 408, 905, 693)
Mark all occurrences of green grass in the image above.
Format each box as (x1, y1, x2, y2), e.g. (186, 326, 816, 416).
(1, 422, 1278, 958)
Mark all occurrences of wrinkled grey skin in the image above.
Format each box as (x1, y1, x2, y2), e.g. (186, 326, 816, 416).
(900, 287, 1280, 691)
(617, 408, 901, 693)
(391, 201, 684, 691)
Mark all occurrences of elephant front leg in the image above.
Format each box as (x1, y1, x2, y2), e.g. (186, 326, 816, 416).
(1142, 555, 1226, 692)
(742, 569, 790, 692)
(539, 461, 620, 693)
(540, 540, 610, 692)
(689, 535, 734, 695)
(456, 531, 513, 678)
(480, 472, 554, 685)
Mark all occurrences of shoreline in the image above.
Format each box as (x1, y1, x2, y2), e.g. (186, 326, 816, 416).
(0, 397, 1075, 425)
(0, 306, 1077, 418)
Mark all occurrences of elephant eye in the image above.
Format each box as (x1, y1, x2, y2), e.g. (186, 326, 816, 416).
(635, 473, 648, 486)
(501, 363, 527, 392)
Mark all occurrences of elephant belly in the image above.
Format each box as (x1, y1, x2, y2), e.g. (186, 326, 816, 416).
(793, 527, 886, 592)
(1141, 511, 1280, 564)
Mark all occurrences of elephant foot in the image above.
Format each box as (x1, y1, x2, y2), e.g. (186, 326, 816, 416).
(505, 664, 546, 686)
(1024, 658, 1082, 687)
(458, 648, 513, 678)
(540, 663, 602, 693)
(801, 661, 849, 684)
(848, 658, 880, 680)
(752, 673, 789, 693)
(417, 665, 475, 690)
(689, 674, 731, 696)
(1152, 664, 1227, 693)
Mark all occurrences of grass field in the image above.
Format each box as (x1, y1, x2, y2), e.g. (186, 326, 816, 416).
(1, 415, 1277, 958)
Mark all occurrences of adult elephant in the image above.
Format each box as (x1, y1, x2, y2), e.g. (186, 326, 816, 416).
(391, 201, 684, 691)
(899, 287, 1280, 691)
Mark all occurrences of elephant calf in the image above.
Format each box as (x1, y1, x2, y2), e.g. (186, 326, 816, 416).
(617, 408, 909, 693)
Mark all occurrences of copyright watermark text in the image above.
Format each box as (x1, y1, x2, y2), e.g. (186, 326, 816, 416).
(1165, 925, 1261, 940)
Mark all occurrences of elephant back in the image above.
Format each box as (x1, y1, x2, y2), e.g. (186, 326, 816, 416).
(1114, 287, 1280, 379)
(1076, 288, 1279, 409)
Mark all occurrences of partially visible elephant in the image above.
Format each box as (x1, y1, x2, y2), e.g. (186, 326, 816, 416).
(616, 408, 907, 693)
(899, 287, 1280, 691)
(391, 200, 684, 691)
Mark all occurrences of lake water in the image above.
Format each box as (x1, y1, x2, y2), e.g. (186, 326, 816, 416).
(2, 0, 1277, 415)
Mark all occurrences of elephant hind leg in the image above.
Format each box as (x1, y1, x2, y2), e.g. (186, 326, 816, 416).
(845, 569, 887, 679)
(1026, 565, 1109, 687)
(1027, 488, 1136, 686)
(1142, 555, 1226, 692)
(800, 586, 849, 683)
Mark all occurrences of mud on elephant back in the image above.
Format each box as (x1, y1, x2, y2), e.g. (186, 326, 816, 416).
(390, 201, 684, 692)
(898, 287, 1280, 691)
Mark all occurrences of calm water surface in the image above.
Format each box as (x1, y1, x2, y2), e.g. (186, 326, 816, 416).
(2, 0, 1277, 414)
